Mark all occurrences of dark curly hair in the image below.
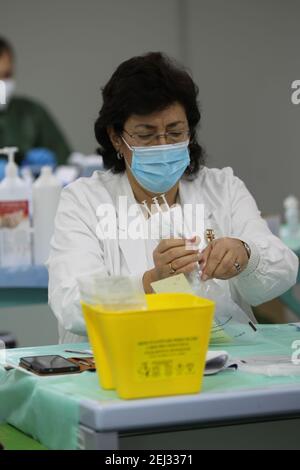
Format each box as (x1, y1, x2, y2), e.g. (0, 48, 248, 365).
(0, 37, 14, 57)
(95, 52, 205, 176)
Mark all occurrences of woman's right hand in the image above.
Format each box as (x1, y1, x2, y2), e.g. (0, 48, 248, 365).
(143, 237, 201, 293)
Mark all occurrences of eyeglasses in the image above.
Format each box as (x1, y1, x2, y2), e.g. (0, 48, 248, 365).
(123, 128, 190, 146)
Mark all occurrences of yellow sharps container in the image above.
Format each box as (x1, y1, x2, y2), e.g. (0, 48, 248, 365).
(81, 292, 215, 399)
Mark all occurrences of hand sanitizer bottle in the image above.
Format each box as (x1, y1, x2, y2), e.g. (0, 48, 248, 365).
(33, 166, 62, 265)
(0, 147, 32, 266)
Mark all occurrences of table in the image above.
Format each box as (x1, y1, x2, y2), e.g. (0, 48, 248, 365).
(1, 324, 300, 450)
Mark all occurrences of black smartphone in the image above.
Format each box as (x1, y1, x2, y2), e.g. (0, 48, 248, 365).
(19, 355, 80, 375)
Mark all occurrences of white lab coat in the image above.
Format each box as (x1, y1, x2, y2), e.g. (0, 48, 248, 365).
(47, 167, 298, 343)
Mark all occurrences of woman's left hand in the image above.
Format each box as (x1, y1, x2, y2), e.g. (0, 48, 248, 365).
(198, 237, 249, 281)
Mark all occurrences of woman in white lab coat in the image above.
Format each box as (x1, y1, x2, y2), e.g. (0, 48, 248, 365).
(48, 52, 298, 343)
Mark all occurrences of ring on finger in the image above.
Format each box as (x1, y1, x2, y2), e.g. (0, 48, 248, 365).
(169, 262, 176, 274)
(233, 261, 241, 273)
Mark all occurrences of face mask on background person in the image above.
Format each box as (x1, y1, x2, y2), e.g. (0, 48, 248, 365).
(122, 138, 191, 194)
(0, 78, 16, 110)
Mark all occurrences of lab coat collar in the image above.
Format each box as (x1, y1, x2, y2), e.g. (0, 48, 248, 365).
(179, 171, 215, 224)
(114, 169, 219, 277)
(179, 170, 228, 244)
(114, 172, 148, 276)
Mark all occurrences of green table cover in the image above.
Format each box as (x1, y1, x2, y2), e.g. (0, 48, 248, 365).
(1, 324, 300, 449)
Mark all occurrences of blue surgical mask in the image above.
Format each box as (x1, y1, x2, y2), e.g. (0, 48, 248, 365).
(122, 138, 190, 194)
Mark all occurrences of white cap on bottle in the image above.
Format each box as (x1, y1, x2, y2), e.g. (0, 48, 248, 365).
(0, 147, 19, 178)
(33, 165, 61, 188)
(284, 195, 299, 210)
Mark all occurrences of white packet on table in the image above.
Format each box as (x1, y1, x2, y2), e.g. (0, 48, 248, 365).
(237, 355, 300, 376)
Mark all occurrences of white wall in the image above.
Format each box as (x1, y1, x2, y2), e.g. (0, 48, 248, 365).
(2, 0, 184, 153)
(185, 0, 300, 214)
(2, 0, 300, 213)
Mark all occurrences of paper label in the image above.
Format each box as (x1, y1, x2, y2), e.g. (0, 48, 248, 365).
(0, 200, 29, 219)
(0, 200, 31, 266)
(151, 273, 194, 294)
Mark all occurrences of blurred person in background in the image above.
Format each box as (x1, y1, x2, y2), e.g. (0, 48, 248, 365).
(0, 36, 71, 167)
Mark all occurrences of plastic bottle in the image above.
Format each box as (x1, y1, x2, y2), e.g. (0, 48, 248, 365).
(0, 147, 32, 266)
(279, 195, 300, 250)
(283, 195, 300, 237)
(32, 166, 62, 265)
(20, 166, 34, 188)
